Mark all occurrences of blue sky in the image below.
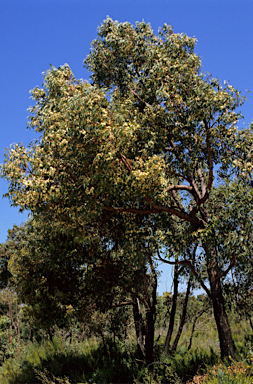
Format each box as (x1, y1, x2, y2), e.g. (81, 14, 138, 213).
(1, 0, 253, 295)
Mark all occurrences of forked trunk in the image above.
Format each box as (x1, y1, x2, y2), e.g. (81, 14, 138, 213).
(204, 242, 235, 359)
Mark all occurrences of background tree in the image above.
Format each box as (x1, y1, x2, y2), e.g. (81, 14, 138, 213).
(1, 215, 161, 364)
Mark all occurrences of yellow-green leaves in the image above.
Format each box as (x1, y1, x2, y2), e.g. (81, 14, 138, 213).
(1, 19, 251, 249)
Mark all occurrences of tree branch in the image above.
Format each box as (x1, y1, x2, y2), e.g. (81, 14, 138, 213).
(215, 255, 236, 281)
(188, 300, 211, 351)
(190, 179, 202, 200)
(120, 153, 133, 172)
(109, 301, 134, 308)
(166, 184, 193, 193)
(129, 88, 152, 108)
(200, 122, 214, 204)
(197, 168, 206, 198)
(171, 190, 184, 211)
(165, 169, 191, 184)
(109, 196, 201, 226)
(165, 141, 203, 204)
(156, 249, 212, 299)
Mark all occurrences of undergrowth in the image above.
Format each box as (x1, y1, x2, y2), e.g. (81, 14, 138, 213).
(0, 335, 221, 384)
(0, 320, 252, 384)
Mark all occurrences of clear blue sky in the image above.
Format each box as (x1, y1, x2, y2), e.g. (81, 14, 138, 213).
(1, 0, 253, 295)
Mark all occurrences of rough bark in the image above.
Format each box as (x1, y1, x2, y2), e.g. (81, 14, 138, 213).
(204, 242, 235, 359)
(171, 273, 192, 353)
(163, 263, 179, 355)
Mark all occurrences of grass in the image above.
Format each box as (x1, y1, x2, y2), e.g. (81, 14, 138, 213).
(0, 314, 253, 383)
(0, 336, 137, 384)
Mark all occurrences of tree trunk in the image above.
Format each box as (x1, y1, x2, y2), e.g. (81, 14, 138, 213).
(132, 297, 146, 361)
(145, 301, 155, 365)
(204, 242, 235, 359)
(171, 273, 192, 353)
(144, 264, 157, 365)
(163, 263, 179, 355)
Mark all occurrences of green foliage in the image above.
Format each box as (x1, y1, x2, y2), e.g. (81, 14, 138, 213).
(170, 348, 218, 382)
(1, 18, 252, 361)
(2, 218, 148, 332)
(0, 315, 11, 362)
(0, 14, 253, 377)
(1, 17, 248, 248)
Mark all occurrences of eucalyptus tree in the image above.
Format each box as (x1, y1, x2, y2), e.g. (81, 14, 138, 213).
(1, 18, 251, 359)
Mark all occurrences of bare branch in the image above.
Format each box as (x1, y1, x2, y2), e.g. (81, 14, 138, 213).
(197, 168, 206, 198)
(129, 88, 152, 108)
(215, 255, 236, 281)
(199, 122, 214, 204)
(166, 184, 193, 193)
(156, 249, 212, 299)
(120, 152, 133, 172)
(190, 179, 202, 200)
(165, 170, 191, 183)
(171, 190, 184, 211)
(104, 198, 201, 226)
